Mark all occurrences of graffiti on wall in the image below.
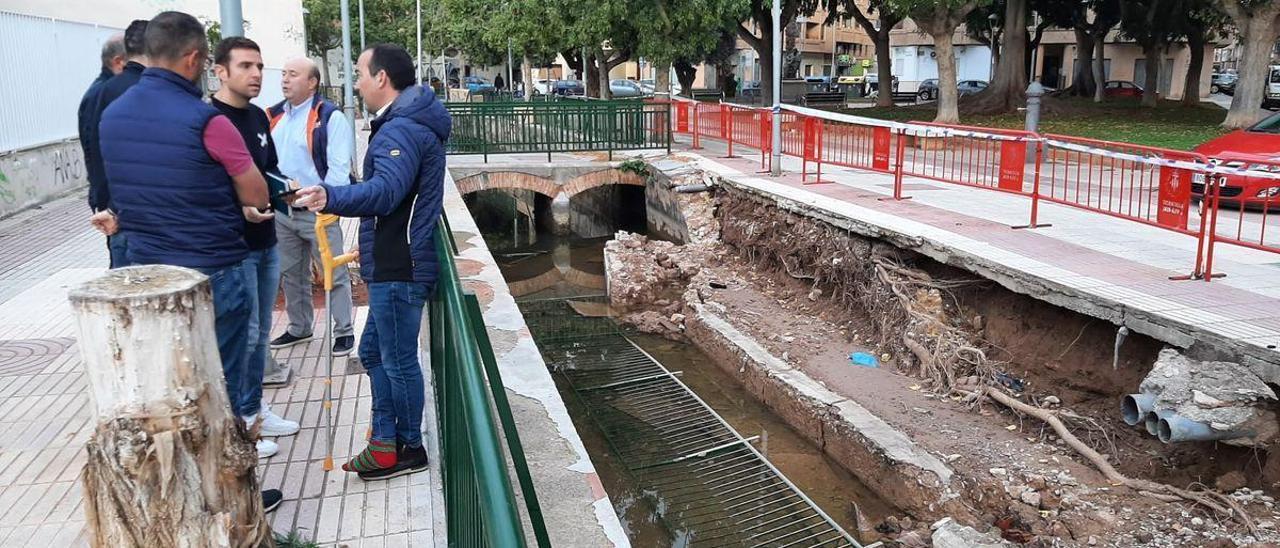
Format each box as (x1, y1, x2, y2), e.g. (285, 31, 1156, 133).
(0, 141, 87, 218)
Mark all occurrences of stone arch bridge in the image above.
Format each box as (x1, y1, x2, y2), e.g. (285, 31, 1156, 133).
(451, 164, 648, 234)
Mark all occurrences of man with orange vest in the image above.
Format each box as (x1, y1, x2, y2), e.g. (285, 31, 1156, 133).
(268, 57, 356, 357)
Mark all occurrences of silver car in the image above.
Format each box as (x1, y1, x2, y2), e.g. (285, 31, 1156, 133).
(610, 79, 647, 98)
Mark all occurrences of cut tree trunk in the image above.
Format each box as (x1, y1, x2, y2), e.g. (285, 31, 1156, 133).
(1141, 44, 1160, 107)
(1183, 35, 1205, 106)
(70, 266, 269, 548)
(674, 61, 698, 98)
(522, 54, 535, 102)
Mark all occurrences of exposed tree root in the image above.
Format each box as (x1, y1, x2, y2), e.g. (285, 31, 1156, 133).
(962, 386, 1260, 537)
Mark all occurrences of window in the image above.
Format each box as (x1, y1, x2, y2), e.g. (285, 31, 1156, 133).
(1250, 113, 1280, 134)
(1271, 69, 1280, 83)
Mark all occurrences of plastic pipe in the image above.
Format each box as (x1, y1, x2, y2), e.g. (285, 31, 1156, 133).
(1158, 413, 1248, 444)
(1145, 408, 1176, 436)
(1121, 393, 1155, 426)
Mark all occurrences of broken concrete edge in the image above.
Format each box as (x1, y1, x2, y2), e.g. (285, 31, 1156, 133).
(441, 171, 630, 548)
(685, 301, 970, 521)
(685, 161, 1280, 381)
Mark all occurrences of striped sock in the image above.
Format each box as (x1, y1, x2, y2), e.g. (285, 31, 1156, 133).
(342, 440, 397, 472)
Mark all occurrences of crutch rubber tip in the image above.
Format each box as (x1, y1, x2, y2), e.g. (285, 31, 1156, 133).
(323, 456, 334, 471)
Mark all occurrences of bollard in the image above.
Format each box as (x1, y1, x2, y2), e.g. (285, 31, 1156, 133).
(70, 265, 269, 547)
(1024, 81, 1044, 162)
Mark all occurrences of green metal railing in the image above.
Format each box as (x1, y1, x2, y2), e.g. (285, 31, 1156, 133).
(445, 100, 671, 161)
(430, 213, 551, 547)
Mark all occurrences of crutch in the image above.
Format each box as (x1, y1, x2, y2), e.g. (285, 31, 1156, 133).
(315, 213, 357, 471)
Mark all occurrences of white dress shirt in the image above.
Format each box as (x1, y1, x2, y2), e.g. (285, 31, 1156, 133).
(271, 95, 353, 187)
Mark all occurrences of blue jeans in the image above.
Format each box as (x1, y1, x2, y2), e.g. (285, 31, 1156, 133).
(199, 263, 251, 416)
(360, 281, 429, 448)
(108, 232, 130, 268)
(239, 246, 280, 417)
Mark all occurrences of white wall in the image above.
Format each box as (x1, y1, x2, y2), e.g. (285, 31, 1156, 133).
(0, 141, 87, 219)
(0, 1, 306, 69)
(891, 44, 994, 90)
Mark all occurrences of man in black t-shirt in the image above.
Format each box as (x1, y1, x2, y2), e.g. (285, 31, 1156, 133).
(210, 37, 300, 465)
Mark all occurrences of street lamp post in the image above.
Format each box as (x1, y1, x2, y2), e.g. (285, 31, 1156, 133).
(218, 0, 243, 37)
(987, 13, 998, 82)
(415, 0, 422, 81)
(339, 0, 357, 165)
(770, 0, 782, 176)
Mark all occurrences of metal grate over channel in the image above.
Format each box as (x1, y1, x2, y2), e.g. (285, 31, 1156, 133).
(521, 297, 867, 548)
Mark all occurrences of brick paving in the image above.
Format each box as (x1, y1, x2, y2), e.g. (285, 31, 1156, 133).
(672, 136, 1280, 365)
(0, 189, 443, 547)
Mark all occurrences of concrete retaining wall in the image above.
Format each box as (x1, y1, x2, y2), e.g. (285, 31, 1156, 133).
(0, 140, 86, 219)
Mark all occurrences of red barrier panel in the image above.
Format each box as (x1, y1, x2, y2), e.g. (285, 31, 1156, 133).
(900, 122, 1036, 195)
(1201, 153, 1280, 280)
(873, 126, 892, 172)
(1041, 135, 1203, 235)
(675, 102, 689, 133)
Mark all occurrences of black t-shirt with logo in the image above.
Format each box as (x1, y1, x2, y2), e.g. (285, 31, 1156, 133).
(211, 96, 279, 251)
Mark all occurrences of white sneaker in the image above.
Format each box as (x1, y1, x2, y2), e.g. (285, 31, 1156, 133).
(256, 438, 279, 459)
(248, 406, 300, 437)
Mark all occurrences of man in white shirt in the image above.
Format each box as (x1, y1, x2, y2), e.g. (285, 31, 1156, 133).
(267, 57, 356, 356)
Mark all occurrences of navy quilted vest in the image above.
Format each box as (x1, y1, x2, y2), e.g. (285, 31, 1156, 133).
(100, 68, 248, 269)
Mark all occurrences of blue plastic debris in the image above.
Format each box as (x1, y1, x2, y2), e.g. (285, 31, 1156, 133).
(849, 352, 879, 368)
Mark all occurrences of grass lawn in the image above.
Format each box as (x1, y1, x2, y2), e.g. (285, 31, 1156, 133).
(836, 96, 1231, 151)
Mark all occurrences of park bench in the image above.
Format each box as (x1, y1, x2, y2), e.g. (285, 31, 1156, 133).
(798, 91, 846, 106)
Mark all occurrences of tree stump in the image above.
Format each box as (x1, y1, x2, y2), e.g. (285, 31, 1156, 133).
(69, 266, 271, 548)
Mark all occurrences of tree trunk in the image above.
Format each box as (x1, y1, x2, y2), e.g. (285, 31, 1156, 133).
(674, 61, 698, 98)
(522, 53, 535, 102)
(973, 0, 1029, 113)
(1070, 29, 1096, 97)
(1092, 34, 1107, 103)
(596, 48, 613, 100)
(71, 266, 269, 548)
(932, 31, 962, 123)
(585, 52, 600, 98)
(321, 49, 332, 87)
(1141, 43, 1160, 107)
(874, 31, 894, 107)
(1183, 33, 1206, 106)
(655, 60, 672, 94)
(738, 21, 775, 105)
(1221, 10, 1280, 128)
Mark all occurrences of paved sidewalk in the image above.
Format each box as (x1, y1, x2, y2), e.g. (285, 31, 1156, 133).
(656, 135, 1280, 377)
(0, 190, 442, 547)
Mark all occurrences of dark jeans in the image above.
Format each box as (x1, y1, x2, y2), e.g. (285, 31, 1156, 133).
(199, 263, 251, 416)
(360, 281, 429, 448)
(239, 246, 280, 417)
(108, 232, 130, 268)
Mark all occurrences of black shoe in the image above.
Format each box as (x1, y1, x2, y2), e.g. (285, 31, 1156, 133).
(270, 332, 313, 349)
(262, 489, 283, 513)
(358, 443, 429, 481)
(332, 335, 354, 356)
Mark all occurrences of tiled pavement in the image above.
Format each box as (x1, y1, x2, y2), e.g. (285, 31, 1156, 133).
(0, 191, 443, 547)
(665, 136, 1280, 369)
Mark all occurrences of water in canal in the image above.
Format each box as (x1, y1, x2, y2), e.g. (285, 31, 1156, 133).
(464, 187, 892, 546)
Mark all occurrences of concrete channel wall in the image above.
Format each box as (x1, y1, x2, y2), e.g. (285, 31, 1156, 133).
(0, 140, 87, 219)
(440, 169, 629, 547)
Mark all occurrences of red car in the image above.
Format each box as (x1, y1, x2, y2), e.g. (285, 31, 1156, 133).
(1191, 112, 1280, 206)
(1103, 80, 1144, 98)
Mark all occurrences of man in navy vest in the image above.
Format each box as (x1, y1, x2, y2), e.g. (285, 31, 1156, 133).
(268, 57, 356, 357)
(296, 44, 450, 480)
(85, 19, 147, 268)
(95, 10, 281, 511)
(77, 33, 123, 211)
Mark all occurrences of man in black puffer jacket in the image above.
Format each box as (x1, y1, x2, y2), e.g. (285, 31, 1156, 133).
(295, 43, 450, 481)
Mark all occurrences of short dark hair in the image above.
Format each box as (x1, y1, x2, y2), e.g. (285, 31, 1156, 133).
(101, 35, 125, 67)
(214, 36, 260, 67)
(365, 44, 415, 91)
(123, 20, 148, 57)
(144, 11, 206, 63)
